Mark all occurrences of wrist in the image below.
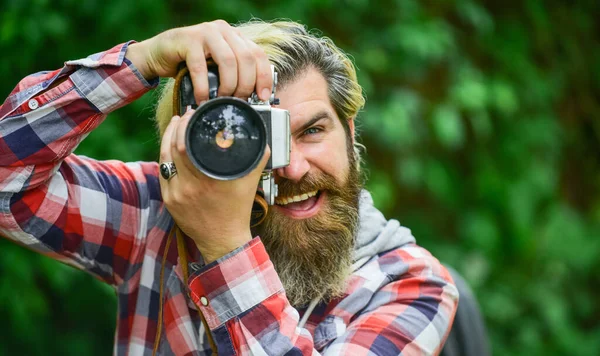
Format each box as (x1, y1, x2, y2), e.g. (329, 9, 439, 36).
(125, 41, 156, 81)
(194, 231, 253, 264)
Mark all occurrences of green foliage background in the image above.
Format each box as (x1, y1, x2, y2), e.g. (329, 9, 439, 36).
(1, 0, 599, 355)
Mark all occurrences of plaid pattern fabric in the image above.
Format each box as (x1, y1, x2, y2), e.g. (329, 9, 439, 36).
(0, 43, 459, 355)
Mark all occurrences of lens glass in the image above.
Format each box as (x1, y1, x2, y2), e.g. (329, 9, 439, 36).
(187, 99, 265, 179)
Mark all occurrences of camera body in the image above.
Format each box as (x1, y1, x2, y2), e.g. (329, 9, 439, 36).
(177, 65, 290, 205)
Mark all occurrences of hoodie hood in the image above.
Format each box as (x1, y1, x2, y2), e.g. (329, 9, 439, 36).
(352, 190, 416, 269)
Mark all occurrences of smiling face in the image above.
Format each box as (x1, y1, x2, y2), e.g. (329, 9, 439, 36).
(273, 67, 356, 217)
(252, 67, 363, 307)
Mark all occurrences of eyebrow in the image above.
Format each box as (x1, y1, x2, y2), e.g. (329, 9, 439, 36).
(293, 111, 334, 135)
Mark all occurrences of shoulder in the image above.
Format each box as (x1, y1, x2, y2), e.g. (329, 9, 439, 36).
(377, 243, 454, 283)
(354, 243, 455, 287)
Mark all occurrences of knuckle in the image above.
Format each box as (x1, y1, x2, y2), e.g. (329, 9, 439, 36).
(257, 69, 271, 82)
(181, 185, 196, 198)
(188, 61, 207, 75)
(213, 19, 229, 29)
(251, 47, 268, 62)
(177, 142, 186, 155)
(239, 50, 254, 64)
(222, 54, 237, 68)
(204, 22, 219, 35)
(251, 44, 266, 58)
(195, 23, 210, 37)
(181, 27, 199, 46)
(171, 191, 183, 204)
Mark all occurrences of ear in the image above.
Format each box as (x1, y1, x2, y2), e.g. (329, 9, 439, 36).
(347, 117, 356, 144)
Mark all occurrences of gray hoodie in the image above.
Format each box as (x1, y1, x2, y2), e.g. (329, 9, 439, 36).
(353, 189, 416, 269)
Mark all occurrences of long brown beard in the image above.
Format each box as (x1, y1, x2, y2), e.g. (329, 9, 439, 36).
(253, 159, 362, 307)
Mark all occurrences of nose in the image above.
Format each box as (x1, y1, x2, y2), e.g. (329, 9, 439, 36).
(275, 142, 310, 182)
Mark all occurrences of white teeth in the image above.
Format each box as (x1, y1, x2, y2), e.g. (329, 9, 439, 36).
(276, 190, 319, 205)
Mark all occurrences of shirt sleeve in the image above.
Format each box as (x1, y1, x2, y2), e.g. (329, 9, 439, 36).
(187, 239, 459, 355)
(0, 42, 160, 285)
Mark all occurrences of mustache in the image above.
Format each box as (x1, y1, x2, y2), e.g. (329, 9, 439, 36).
(275, 172, 340, 198)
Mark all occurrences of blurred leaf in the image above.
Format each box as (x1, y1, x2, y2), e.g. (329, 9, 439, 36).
(391, 20, 455, 62)
(366, 169, 396, 213)
(455, 0, 494, 34)
(539, 204, 599, 271)
(450, 65, 487, 112)
(363, 90, 423, 150)
(461, 210, 500, 255)
(431, 103, 465, 150)
(488, 78, 518, 116)
(395, 156, 424, 188)
(424, 159, 460, 208)
(468, 110, 493, 139)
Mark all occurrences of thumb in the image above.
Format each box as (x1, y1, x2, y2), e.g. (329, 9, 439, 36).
(245, 144, 271, 184)
(256, 144, 271, 173)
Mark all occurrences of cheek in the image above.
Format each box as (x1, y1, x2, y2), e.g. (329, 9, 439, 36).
(300, 137, 350, 181)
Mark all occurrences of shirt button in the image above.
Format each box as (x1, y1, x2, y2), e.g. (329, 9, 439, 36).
(28, 99, 39, 110)
(200, 296, 209, 306)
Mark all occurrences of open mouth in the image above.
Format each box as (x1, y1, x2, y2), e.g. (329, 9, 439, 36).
(274, 190, 324, 218)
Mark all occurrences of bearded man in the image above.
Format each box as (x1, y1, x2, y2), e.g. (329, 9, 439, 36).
(0, 19, 458, 355)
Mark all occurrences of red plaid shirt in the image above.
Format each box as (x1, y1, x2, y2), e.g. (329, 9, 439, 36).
(0, 42, 458, 355)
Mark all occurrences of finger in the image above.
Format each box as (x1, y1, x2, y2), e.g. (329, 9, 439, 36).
(223, 31, 256, 99)
(254, 144, 272, 175)
(159, 116, 179, 166)
(186, 48, 210, 104)
(246, 40, 273, 101)
(170, 109, 195, 179)
(204, 31, 238, 97)
(173, 108, 202, 177)
(159, 116, 180, 200)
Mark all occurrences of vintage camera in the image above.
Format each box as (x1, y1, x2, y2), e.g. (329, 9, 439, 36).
(176, 65, 290, 206)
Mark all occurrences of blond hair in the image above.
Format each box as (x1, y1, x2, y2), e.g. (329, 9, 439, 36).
(155, 19, 365, 160)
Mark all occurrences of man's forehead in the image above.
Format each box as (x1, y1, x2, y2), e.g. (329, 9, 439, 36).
(274, 68, 338, 128)
(284, 101, 335, 127)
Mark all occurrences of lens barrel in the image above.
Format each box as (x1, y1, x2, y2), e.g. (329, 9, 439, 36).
(185, 97, 267, 180)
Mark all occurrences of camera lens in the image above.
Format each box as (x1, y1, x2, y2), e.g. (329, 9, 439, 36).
(185, 97, 266, 180)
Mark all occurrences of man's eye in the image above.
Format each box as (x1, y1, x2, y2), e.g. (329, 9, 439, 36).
(303, 127, 322, 136)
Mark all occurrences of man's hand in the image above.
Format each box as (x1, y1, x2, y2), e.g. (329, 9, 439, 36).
(126, 20, 273, 102)
(127, 20, 273, 262)
(159, 108, 270, 264)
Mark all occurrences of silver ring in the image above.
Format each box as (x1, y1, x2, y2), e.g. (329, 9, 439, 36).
(159, 162, 177, 180)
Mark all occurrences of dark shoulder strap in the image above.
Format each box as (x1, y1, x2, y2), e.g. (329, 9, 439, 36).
(440, 266, 491, 356)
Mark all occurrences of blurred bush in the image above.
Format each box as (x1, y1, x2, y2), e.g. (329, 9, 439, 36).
(1, 0, 598, 355)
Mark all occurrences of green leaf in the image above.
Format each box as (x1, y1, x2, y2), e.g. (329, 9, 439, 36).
(431, 103, 465, 150)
